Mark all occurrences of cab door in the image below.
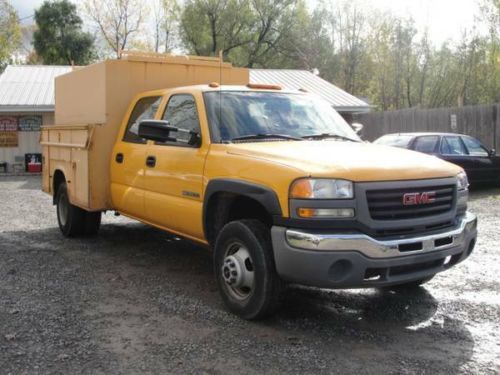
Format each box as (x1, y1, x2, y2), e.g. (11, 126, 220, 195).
(110, 95, 162, 218)
(143, 93, 208, 240)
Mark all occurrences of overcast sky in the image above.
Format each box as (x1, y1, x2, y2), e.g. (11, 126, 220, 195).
(11, 0, 482, 46)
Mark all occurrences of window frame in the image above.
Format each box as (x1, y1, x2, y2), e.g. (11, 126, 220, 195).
(440, 135, 469, 156)
(412, 135, 440, 154)
(460, 136, 490, 157)
(122, 95, 162, 144)
(155, 93, 202, 148)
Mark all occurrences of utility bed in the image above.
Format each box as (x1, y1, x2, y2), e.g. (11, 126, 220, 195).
(41, 52, 248, 211)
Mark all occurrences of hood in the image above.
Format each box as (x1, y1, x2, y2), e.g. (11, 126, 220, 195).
(226, 140, 462, 181)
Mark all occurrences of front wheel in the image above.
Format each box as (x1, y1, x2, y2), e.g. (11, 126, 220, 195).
(214, 219, 285, 320)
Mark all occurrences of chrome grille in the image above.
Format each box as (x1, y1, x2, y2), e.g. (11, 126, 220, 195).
(366, 185, 455, 220)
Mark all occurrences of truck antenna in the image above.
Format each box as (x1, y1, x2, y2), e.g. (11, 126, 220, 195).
(219, 50, 223, 141)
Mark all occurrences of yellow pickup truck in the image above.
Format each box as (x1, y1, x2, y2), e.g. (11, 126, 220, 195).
(42, 52, 477, 319)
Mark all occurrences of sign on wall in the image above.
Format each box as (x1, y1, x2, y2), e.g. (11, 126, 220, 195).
(450, 114, 458, 131)
(0, 117, 18, 147)
(18, 116, 42, 131)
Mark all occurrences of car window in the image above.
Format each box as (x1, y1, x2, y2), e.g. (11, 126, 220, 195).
(123, 96, 162, 144)
(441, 136, 467, 155)
(160, 94, 200, 146)
(413, 136, 439, 153)
(373, 134, 413, 148)
(462, 136, 489, 157)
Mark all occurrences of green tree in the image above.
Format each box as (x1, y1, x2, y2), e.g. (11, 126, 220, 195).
(33, 0, 95, 65)
(151, 0, 180, 53)
(0, 0, 21, 71)
(177, 0, 497, 109)
(180, 0, 307, 68)
(478, 0, 500, 103)
(181, 0, 253, 58)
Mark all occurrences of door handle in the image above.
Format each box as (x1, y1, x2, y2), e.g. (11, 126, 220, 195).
(115, 153, 124, 163)
(146, 155, 156, 168)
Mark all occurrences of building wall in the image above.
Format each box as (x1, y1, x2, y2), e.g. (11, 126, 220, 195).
(0, 112, 53, 171)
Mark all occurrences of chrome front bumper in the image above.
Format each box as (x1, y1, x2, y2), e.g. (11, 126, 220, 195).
(271, 212, 477, 288)
(285, 212, 477, 259)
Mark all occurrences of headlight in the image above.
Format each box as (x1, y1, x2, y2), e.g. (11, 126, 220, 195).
(457, 171, 469, 191)
(290, 178, 354, 199)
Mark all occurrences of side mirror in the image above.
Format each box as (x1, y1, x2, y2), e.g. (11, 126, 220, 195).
(352, 122, 364, 135)
(138, 120, 176, 143)
(138, 119, 201, 146)
(489, 148, 496, 157)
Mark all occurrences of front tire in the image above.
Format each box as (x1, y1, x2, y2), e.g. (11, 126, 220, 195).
(214, 219, 285, 320)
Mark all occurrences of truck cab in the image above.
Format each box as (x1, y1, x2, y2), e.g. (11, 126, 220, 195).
(42, 54, 477, 320)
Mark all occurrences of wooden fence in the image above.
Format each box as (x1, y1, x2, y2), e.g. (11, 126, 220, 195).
(354, 104, 500, 150)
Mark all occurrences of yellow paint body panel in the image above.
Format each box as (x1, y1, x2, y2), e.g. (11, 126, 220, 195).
(42, 53, 462, 244)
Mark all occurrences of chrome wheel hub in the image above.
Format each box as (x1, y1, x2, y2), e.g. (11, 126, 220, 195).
(222, 255, 243, 286)
(221, 244, 255, 300)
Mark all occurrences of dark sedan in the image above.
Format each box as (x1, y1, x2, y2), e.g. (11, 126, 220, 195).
(374, 132, 500, 185)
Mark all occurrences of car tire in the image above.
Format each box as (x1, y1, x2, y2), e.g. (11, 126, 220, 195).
(56, 182, 86, 237)
(84, 211, 102, 236)
(383, 275, 435, 291)
(214, 219, 285, 320)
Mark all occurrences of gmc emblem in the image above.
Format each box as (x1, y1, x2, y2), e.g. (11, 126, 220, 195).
(403, 191, 436, 205)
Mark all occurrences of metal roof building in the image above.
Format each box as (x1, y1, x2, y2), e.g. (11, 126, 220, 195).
(0, 65, 72, 112)
(0, 65, 370, 114)
(0, 65, 72, 172)
(250, 69, 370, 114)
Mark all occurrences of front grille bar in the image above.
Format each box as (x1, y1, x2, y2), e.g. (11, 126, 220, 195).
(366, 184, 455, 220)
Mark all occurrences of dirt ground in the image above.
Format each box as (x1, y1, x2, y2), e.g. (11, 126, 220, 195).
(0, 176, 499, 374)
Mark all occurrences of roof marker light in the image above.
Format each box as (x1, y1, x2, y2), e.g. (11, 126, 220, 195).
(246, 83, 282, 90)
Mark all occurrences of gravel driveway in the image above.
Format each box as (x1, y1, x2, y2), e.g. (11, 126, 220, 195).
(0, 176, 499, 374)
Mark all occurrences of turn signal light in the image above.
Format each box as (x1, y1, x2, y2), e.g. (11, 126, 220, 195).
(297, 208, 355, 218)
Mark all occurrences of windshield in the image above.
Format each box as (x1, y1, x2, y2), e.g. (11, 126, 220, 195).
(203, 91, 360, 143)
(374, 134, 414, 148)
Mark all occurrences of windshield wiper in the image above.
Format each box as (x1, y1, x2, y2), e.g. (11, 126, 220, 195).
(301, 133, 359, 142)
(231, 133, 303, 142)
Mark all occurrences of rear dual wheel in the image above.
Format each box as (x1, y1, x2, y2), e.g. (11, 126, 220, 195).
(56, 182, 101, 237)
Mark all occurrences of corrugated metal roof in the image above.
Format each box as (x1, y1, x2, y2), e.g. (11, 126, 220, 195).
(0, 65, 370, 113)
(0, 65, 72, 112)
(250, 69, 370, 113)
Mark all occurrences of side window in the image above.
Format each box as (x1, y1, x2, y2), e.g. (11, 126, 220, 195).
(441, 136, 467, 155)
(160, 94, 200, 146)
(462, 136, 489, 157)
(123, 96, 162, 144)
(413, 136, 439, 153)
